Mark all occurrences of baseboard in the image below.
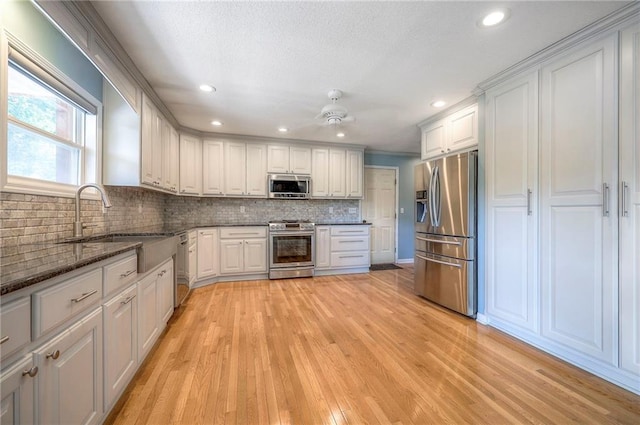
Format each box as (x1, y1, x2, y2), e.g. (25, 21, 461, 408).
(475, 313, 490, 325)
(396, 258, 414, 264)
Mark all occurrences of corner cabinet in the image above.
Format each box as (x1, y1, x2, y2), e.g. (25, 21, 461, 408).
(311, 148, 364, 199)
(420, 103, 478, 160)
(484, 26, 640, 395)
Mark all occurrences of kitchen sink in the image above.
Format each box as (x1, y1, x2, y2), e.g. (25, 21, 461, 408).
(58, 234, 178, 273)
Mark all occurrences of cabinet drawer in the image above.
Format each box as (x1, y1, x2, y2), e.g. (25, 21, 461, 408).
(331, 236, 370, 252)
(0, 298, 30, 361)
(104, 254, 138, 297)
(32, 269, 102, 338)
(330, 225, 369, 237)
(219, 227, 267, 239)
(331, 251, 370, 268)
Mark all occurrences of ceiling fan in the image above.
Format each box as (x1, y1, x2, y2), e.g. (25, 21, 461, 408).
(315, 89, 355, 126)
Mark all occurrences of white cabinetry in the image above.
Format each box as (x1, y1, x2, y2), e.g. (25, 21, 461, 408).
(179, 134, 202, 195)
(246, 144, 268, 196)
(485, 71, 539, 332)
(202, 139, 224, 195)
(0, 298, 30, 362)
(141, 93, 162, 188)
(157, 261, 174, 326)
(619, 21, 640, 378)
(267, 145, 312, 174)
(315, 225, 370, 274)
(137, 272, 158, 362)
(103, 284, 137, 411)
(36, 307, 103, 425)
(219, 227, 267, 275)
(420, 103, 478, 160)
(197, 228, 219, 281)
(224, 142, 267, 196)
(163, 125, 179, 193)
(311, 148, 364, 199)
(0, 355, 36, 424)
(187, 231, 197, 286)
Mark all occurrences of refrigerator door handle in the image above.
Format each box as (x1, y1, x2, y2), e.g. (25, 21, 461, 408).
(415, 236, 462, 246)
(415, 254, 462, 269)
(428, 167, 436, 227)
(433, 165, 441, 227)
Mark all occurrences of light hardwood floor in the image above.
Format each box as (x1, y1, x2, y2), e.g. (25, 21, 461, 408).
(107, 266, 640, 425)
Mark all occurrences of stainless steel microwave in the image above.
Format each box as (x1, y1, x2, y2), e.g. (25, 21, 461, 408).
(268, 174, 310, 199)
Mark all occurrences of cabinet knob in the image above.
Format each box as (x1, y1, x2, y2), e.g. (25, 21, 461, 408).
(181, 189, 186, 193)
(46, 350, 61, 360)
(446, 148, 450, 152)
(440, 149, 445, 153)
(22, 366, 38, 378)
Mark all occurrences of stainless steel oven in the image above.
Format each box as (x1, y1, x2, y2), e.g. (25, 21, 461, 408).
(268, 221, 315, 279)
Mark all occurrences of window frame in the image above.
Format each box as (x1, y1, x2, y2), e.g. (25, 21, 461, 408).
(1, 30, 103, 199)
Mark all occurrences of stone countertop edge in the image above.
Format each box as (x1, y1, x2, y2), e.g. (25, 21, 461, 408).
(0, 243, 141, 297)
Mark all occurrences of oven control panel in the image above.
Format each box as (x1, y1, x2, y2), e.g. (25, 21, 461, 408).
(268, 222, 315, 232)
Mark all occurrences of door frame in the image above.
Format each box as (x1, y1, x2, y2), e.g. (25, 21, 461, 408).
(362, 165, 399, 263)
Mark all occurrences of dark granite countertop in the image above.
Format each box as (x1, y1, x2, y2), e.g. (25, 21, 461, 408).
(0, 241, 141, 296)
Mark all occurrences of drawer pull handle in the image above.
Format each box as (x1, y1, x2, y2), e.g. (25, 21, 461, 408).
(46, 350, 61, 360)
(71, 289, 98, 303)
(22, 366, 38, 377)
(339, 240, 364, 243)
(339, 255, 364, 259)
(158, 269, 167, 277)
(339, 230, 364, 233)
(120, 270, 136, 278)
(71, 290, 98, 303)
(0, 335, 9, 345)
(120, 295, 135, 305)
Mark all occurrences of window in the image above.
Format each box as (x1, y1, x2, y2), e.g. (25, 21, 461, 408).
(3, 45, 100, 195)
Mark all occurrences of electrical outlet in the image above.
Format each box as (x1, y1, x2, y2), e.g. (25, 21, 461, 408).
(349, 208, 357, 214)
(400, 207, 405, 214)
(329, 207, 334, 214)
(240, 206, 246, 213)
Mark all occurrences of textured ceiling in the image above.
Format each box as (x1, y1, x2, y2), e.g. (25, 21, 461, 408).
(90, 1, 628, 154)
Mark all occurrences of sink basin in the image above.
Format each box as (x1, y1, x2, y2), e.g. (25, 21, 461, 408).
(58, 234, 178, 273)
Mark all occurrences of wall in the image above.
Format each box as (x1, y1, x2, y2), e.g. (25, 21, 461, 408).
(164, 197, 360, 225)
(0, 187, 165, 248)
(0, 0, 103, 101)
(364, 152, 421, 261)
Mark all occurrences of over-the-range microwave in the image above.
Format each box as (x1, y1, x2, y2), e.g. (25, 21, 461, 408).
(268, 174, 310, 199)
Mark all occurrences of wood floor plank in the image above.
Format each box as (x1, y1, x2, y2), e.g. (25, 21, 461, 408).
(107, 267, 640, 425)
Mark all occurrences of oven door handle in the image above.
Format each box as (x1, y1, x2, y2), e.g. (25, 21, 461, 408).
(270, 232, 315, 236)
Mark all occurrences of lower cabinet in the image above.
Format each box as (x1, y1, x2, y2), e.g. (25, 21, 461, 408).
(0, 355, 36, 425)
(197, 228, 219, 280)
(103, 284, 137, 411)
(219, 227, 267, 275)
(36, 307, 103, 425)
(315, 225, 371, 274)
(157, 261, 174, 326)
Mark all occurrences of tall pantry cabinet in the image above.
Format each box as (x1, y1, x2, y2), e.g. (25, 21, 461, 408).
(485, 17, 640, 394)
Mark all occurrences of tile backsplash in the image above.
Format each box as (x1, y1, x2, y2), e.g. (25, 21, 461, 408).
(1, 188, 359, 248)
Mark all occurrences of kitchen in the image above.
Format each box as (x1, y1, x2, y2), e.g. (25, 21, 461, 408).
(1, 1, 639, 424)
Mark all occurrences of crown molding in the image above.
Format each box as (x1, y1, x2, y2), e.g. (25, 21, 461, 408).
(416, 95, 478, 128)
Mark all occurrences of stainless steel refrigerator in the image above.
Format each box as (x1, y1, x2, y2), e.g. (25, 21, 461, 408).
(414, 151, 477, 317)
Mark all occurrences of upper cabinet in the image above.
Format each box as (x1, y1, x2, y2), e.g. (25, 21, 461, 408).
(202, 139, 224, 196)
(224, 141, 267, 197)
(419, 103, 478, 160)
(311, 147, 364, 199)
(267, 145, 312, 174)
(179, 134, 202, 196)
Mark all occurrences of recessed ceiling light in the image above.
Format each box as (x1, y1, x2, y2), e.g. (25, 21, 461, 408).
(211, 120, 222, 126)
(336, 132, 345, 138)
(199, 84, 215, 92)
(431, 100, 446, 108)
(480, 9, 509, 27)
(278, 127, 288, 133)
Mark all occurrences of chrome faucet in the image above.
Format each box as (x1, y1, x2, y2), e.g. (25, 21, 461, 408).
(74, 183, 113, 238)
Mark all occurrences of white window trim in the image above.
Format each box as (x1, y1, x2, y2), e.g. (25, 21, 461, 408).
(1, 29, 103, 199)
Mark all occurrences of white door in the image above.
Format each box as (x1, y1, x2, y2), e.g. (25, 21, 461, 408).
(140, 95, 155, 185)
(244, 239, 267, 273)
(220, 240, 244, 274)
(137, 274, 159, 361)
(421, 119, 447, 160)
(224, 142, 247, 195)
(179, 134, 201, 195)
(202, 140, 224, 195)
(246, 144, 267, 196)
(290, 146, 312, 174)
(328, 148, 346, 197)
(315, 226, 331, 269)
(267, 145, 290, 173)
(311, 148, 329, 197)
(346, 150, 364, 198)
(540, 34, 617, 364)
(362, 167, 396, 264)
(157, 260, 174, 325)
(196, 229, 217, 279)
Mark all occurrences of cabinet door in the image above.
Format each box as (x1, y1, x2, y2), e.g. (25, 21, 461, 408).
(197, 229, 218, 280)
(246, 144, 267, 196)
(157, 260, 174, 326)
(421, 119, 447, 160)
(448, 104, 478, 153)
(219, 240, 244, 275)
(163, 125, 179, 193)
(311, 148, 330, 197)
(179, 134, 202, 195)
(188, 242, 197, 286)
(244, 239, 267, 273)
(225, 142, 246, 195)
(485, 71, 539, 332)
(151, 110, 164, 187)
(315, 226, 331, 269)
(37, 308, 103, 425)
(540, 34, 617, 364)
(162, 120, 172, 190)
(140, 94, 155, 185)
(202, 140, 225, 195)
(0, 356, 36, 425)
(346, 150, 363, 198)
(267, 145, 290, 173)
(103, 284, 137, 411)
(329, 148, 346, 197)
(290, 146, 312, 174)
(619, 22, 640, 376)
(137, 273, 159, 362)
